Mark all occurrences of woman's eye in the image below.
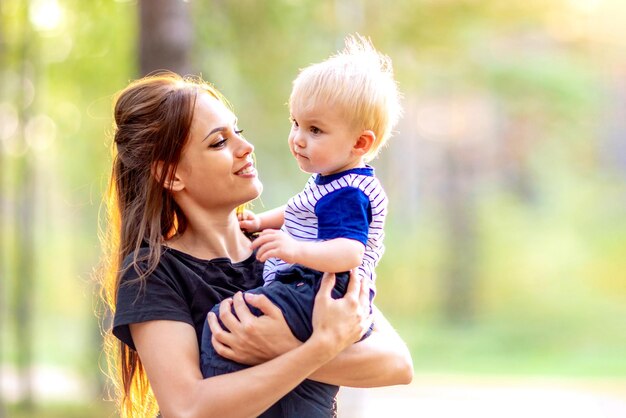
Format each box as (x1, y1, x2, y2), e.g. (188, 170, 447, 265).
(234, 129, 244, 136)
(210, 138, 227, 148)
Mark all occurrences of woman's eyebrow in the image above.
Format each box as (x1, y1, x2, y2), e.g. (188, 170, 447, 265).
(202, 118, 238, 142)
(202, 127, 226, 142)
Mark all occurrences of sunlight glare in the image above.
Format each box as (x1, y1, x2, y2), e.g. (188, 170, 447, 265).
(29, 0, 63, 32)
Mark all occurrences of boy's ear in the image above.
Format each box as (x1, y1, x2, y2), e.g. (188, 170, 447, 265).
(352, 130, 376, 156)
(152, 161, 185, 192)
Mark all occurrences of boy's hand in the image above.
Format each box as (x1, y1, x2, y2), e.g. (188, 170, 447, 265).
(251, 229, 300, 264)
(238, 209, 262, 233)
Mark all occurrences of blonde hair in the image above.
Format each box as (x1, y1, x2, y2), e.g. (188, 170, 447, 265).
(289, 34, 402, 161)
(98, 71, 227, 418)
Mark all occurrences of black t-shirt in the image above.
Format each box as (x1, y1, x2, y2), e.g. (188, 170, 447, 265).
(112, 246, 264, 350)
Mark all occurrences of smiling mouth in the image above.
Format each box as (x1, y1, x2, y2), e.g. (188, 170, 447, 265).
(235, 163, 256, 175)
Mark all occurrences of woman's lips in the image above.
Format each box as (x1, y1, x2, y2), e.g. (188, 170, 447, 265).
(235, 162, 256, 176)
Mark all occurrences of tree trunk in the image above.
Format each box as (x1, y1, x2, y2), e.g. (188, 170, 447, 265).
(0, 0, 6, 414)
(442, 145, 477, 325)
(12, 1, 36, 410)
(138, 0, 193, 76)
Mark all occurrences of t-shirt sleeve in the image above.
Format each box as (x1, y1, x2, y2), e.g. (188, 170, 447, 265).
(315, 187, 371, 245)
(112, 260, 193, 351)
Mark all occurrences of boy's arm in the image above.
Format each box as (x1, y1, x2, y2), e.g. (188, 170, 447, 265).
(258, 205, 286, 229)
(298, 238, 364, 272)
(239, 205, 286, 233)
(252, 231, 364, 273)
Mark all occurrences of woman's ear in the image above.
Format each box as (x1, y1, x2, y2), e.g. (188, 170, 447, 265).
(352, 130, 376, 156)
(152, 161, 185, 192)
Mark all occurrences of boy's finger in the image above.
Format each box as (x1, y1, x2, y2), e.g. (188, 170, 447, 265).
(254, 240, 279, 261)
(239, 220, 255, 231)
(250, 234, 273, 250)
(256, 247, 273, 262)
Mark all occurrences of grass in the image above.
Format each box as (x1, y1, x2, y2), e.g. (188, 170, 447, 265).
(6, 401, 115, 418)
(391, 315, 626, 378)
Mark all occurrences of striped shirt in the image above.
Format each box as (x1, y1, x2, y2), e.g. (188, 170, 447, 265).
(264, 166, 387, 296)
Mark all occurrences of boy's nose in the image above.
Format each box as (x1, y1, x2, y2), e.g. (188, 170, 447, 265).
(293, 132, 306, 148)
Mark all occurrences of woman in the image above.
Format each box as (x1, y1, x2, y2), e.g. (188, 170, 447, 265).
(98, 71, 413, 418)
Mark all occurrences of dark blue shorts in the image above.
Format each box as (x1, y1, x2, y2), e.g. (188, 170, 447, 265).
(200, 265, 372, 417)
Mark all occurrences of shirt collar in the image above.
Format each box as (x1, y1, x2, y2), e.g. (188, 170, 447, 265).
(315, 166, 374, 185)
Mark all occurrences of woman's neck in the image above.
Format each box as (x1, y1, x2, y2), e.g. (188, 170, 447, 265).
(166, 210, 252, 263)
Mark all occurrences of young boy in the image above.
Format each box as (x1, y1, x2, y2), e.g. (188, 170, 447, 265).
(201, 34, 402, 417)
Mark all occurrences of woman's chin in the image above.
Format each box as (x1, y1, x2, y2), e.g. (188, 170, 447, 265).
(244, 180, 263, 202)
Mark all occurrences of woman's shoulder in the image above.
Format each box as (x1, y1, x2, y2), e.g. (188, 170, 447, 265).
(120, 246, 164, 278)
(119, 246, 191, 288)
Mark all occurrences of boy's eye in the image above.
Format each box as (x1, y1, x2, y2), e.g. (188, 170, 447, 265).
(310, 126, 321, 134)
(291, 118, 299, 128)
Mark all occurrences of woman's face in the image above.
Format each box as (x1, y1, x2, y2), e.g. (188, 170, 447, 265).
(174, 92, 262, 212)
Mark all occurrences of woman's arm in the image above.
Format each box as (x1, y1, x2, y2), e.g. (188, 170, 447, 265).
(210, 272, 414, 388)
(308, 305, 414, 387)
(130, 273, 369, 418)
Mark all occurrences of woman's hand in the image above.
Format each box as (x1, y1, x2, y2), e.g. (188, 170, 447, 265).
(309, 270, 373, 356)
(207, 291, 300, 365)
(307, 305, 414, 387)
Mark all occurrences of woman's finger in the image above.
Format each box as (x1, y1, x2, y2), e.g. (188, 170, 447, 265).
(207, 311, 223, 334)
(358, 272, 370, 309)
(211, 334, 237, 361)
(317, 272, 337, 300)
(207, 311, 235, 348)
(343, 269, 362, 303)
(217, 297, 242, 332)
(244, 293, 283, 319)
(231, 291, 255, 323)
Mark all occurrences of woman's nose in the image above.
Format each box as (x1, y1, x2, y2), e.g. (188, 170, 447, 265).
(237, 137, 254, 157)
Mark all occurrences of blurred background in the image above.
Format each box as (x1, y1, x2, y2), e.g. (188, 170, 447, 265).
(1, 0, 625, 417)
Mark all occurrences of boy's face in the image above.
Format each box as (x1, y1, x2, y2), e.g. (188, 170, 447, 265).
(288, 101, 363, 176)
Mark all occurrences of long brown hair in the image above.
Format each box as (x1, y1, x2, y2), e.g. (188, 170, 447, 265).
(97, 71, 226, 417)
